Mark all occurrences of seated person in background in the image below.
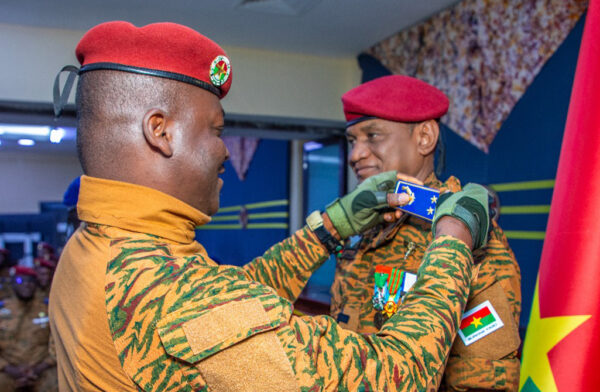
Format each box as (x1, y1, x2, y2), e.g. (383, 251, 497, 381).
(35, 243, 56, 264)
(33, 258, 56, 301)
(331, 75, 522, 391)
(0, 266, 56, 392)
(0, 249, 11, 299)
(51, 21, 491, 391)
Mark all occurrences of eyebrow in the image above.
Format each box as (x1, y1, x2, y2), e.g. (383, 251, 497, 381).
(346, 122, 380, 136)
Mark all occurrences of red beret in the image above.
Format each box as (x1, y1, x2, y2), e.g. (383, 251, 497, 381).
(342, 75, 449, 126)
(76, 21, 232, 98)
(34, 258, 57, 270)
(10, 266, 37, 278)
(37, 242, 55, 254)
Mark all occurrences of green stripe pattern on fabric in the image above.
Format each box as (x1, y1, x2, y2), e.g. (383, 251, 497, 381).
(197, 199, 289, 230)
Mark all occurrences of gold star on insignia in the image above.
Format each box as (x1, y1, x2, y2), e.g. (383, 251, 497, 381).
(471, 316, 482, 329)
(427, 207, 434, 215)
(431, 195, 438, 203)
(519, 280, 590, 392)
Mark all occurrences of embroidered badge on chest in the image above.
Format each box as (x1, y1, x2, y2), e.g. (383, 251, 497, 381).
(372, 265, 417, 328)
(457, 300, 504, 346)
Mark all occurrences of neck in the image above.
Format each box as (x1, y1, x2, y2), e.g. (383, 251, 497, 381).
(414, 158, 435, 183)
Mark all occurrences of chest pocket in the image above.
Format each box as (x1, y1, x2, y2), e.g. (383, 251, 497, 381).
(156, 290, 298, 392)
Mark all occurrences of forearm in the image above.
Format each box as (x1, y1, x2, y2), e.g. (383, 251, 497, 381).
(243, 226, 330, 302)
(285, 236, 474, 391)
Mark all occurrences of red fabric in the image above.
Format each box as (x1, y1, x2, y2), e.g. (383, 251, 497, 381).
(37, 241, 55, 254)
(537, 3, 600, 390)
(341, 75, 449, 124)
(76, 21, 232, 98)
(34, 258, 56, 270)
(10, 266, 37, 278)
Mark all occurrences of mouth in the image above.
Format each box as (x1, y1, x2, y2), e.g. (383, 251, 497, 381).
(354, 166, 379, 180)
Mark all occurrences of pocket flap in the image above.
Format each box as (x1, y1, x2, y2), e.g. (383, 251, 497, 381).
(157, 291, 290, 363)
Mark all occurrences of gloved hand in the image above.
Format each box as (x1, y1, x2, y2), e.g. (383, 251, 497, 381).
(431, 183, 491, 250)
(325, 171, 397, 239)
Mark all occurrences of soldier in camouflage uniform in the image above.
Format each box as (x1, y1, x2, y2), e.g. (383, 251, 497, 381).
(332, 75, 522, 391)
(0, 249, 11, 300)
(0, 267, 55, 391)
(50, 21, 491, 391)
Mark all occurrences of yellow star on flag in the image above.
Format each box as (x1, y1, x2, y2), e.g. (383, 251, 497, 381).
(427, 207, 434, 215)
(431, 195, 438, 203)
(519, 280, 590, 392)
(471, 316, 482, 328)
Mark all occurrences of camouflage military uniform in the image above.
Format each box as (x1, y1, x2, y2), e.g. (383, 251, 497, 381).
(331, 173, 522, 391)
(0, 294, 55, 391)
(50, 175, 476, 391)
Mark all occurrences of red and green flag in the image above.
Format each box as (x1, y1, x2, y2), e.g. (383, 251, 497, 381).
(458, 301, 503, 345)
(520, 2, 600, 391)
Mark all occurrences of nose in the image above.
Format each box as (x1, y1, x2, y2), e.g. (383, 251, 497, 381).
(349, 140, 369, 166)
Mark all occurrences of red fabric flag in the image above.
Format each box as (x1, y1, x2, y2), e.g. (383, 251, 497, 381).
(520, 2, 600, 391)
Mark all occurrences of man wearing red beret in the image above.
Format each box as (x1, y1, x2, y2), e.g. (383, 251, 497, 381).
(0, 266, 55, 391)
(50, 21, 492, 391)
(332, 75, 521, 391)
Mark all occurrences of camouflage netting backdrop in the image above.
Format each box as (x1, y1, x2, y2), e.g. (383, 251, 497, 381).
(368, 0, 588, 152)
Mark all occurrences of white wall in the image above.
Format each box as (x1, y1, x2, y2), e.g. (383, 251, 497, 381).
(0, 151, 82, 214)
(0, 23, 360, 214)
(0, 23, 360, 121)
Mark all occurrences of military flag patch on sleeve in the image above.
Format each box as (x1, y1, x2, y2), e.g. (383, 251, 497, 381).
(458, 300, 504, 346)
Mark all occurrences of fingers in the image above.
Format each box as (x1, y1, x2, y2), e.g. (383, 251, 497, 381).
(387, 192, 410, 207)
(396, 172, 423, 185)
(383, 208, 404, 222)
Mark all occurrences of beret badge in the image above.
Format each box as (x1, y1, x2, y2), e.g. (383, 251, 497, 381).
(210, 55, 231, 87)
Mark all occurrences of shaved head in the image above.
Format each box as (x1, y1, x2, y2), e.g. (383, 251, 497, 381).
(75, 70, 181, 175)
(74, 69, 228, 214)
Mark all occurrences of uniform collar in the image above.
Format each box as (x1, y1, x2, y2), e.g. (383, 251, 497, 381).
(77, 175, 211, 244)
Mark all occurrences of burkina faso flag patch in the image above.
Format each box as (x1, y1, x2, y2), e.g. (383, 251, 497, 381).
(458, 300, 504, 346)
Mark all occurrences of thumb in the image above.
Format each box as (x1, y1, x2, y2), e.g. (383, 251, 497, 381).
(387, 192, 410, 208)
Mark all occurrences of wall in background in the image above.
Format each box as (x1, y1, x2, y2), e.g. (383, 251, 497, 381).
(357, 15, 585, 330)
(0, 23, 360, 121)
(0, 150, 82, 213)
(487, 14, 585, 330)
(196, 139, 290, 265)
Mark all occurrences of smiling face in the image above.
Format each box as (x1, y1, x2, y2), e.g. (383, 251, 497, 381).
(346, 118, 421, 183)
(170, 87, 229, 216)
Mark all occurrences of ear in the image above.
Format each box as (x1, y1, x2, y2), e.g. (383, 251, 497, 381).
(142, 109, 173, 157)
(414, 119, 439, 156)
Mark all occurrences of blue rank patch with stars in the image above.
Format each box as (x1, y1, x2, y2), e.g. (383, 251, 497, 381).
(394, 180, 440, 221)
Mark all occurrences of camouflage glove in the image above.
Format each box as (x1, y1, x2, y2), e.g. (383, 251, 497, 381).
(325, 171, 397, 239)
(431, 183, 490, 250)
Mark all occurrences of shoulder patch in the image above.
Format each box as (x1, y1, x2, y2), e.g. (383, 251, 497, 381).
(451, 281, 520, 359)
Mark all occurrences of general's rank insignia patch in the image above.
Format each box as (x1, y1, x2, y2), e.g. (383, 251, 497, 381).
(458, 300, 504, 346)
(209, 55, 231, 87)
(394, 180, 440, 221)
